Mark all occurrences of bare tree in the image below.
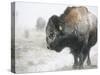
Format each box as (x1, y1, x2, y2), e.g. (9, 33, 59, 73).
(36, 17, 46, 30)
(24, 29, 29, 38)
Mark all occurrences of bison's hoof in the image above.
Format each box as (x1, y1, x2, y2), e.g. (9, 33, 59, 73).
(87, 61, 91, 66)
(73, 65, 79, 69)
(79, 65, 84, 69)
(47, 46, 49, 49)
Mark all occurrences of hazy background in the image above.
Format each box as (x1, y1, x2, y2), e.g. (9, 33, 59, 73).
(15, 2, 98, 30)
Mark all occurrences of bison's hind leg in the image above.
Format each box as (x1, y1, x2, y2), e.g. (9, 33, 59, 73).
(78, 47, 91, 69)
(87, 51, 91, 66)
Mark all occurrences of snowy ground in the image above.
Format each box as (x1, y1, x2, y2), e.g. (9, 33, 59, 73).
(15, 30, 98, 73)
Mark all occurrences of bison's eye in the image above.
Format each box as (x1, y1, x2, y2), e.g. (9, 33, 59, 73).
(49, 33, 53, 37)
(49, 32, 55, 40)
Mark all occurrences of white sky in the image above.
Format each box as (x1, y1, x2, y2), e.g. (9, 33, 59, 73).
(15, 2, 98, 30)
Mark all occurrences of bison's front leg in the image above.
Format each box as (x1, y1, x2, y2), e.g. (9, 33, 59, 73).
(71, 49, 79, 69)
(78, 53, 84, 69)
(73, 54, 79, 69)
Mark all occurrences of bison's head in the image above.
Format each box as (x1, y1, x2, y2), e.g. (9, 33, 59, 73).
(46, 15, 72, 52)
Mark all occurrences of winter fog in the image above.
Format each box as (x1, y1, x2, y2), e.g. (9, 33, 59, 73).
(15, 2, 97, 31)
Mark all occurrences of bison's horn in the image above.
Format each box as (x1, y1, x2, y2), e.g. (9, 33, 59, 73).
(59, 26, 62, 31)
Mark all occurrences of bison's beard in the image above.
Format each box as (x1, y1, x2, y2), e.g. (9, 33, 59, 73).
(52, 47, 63, 52)
(49, 46, 63, 52)
(48, 41, 66, 52)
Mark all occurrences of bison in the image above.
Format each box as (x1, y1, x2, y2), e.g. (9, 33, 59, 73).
(46, 6, 97, 69)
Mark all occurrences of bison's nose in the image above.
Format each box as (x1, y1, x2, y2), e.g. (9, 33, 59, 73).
(47, 44, 54, 49)
(47, 46, 50, 49)
(47, 44, 51, 49)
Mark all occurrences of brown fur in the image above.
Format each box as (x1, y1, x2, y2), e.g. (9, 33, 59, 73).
(64, 6, 88, 28)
